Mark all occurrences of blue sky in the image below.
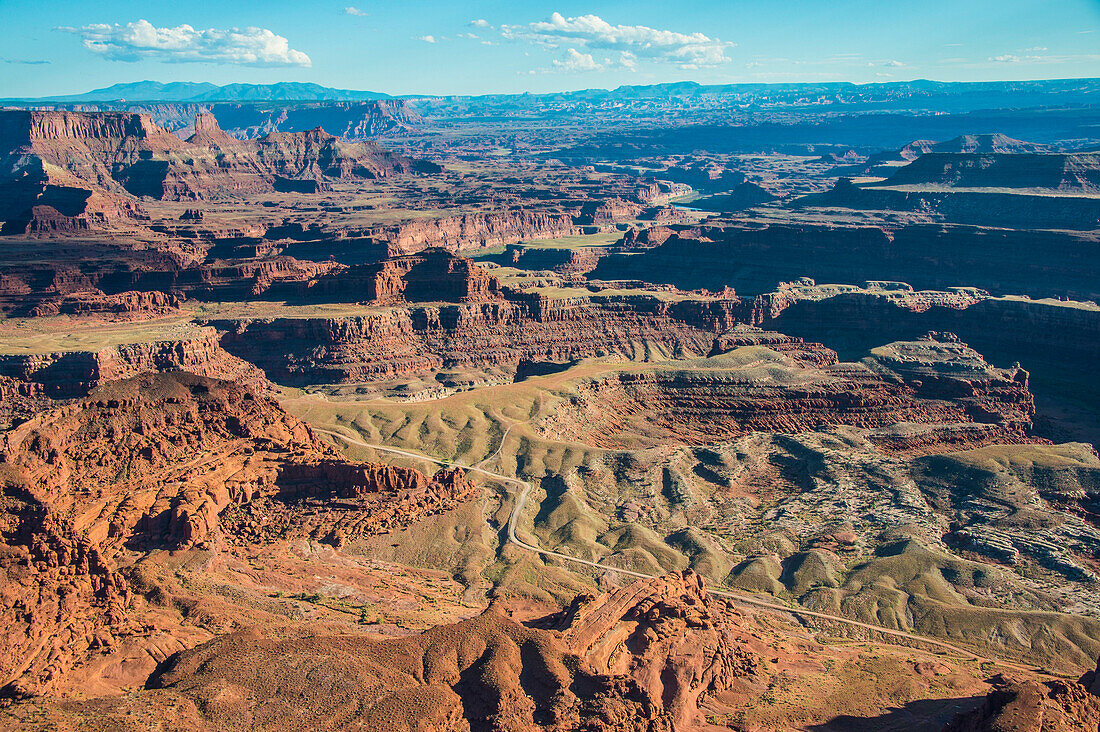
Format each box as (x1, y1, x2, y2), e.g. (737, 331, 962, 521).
(1, 0, 1098, 97)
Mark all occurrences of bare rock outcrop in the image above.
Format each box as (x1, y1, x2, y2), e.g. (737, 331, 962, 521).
(539, 334, 1036, 452)
(28, 571, 758, 731)
(210, 292, 756, 387)
(369, 210, 579, 256)
(944, 669, 1100, 732)
(29, 290, 181, 320)
(0, 372, 477, 698)
(307, 248, 503, 304)
(592, 222, 1100, 301)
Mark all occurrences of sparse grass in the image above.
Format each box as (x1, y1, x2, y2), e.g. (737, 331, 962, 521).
(285, 592, 384, 625)
(0, 317, 205, 354)
(944, 442, 1100, 471)
(516, 231, 624, 249)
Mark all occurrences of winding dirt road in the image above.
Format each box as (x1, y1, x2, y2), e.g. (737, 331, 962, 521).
(315, 426, 1037, 673)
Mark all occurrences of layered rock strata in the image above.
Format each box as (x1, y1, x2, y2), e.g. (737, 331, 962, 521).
(0, 110, 438, 231)
(538, 335, 1035, 452)
(211, 293, 755, 386)
(305, 248, 503, 304)
(591, 222, 1100, 300)
(0, 328, 267, 398)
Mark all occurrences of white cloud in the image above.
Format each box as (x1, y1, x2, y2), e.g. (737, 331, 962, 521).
(470, 19, 491, 28)
(418, 35, 437, 43)
(989, 51, 1099, 65)
(1022, 46, 1048, 52)
(553, 48, 602, 72)
(502, 12, 733, 69)
(534, 47, 639, 74)
(63, 19, 311, 66)
(989, 53, 1048, 63)
(344, 6, 366, 16)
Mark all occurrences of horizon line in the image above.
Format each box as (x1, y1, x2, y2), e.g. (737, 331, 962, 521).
(3, 75, 1098, 103)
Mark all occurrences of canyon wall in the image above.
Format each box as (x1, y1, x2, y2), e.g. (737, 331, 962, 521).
(538, 335, 1035, 452)
(211, 293, 755, 386)
(125, 100, 423, 140)
(591, 222, 1100, 300)
(366, 210, 580, 256)
(0, 328, 267, 398)
(0, 109, 438, 232)
(874, 151, 1100, 192)
(799, 179, 1100, 230)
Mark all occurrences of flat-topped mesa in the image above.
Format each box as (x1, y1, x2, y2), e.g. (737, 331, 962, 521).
(29, 290, 182, 319)
(0, 108, 184, 150)
(307, 248, 504, 304)
(0, 110, 161, 233)
(0, 110, 185, 193)
(210, 291, 755, 388)
(873, 151, 1100, 192)
(931, 133, 1054, 155)
(855, 134, 1054, 176)
(592, 222, 1100, 300)
(0, 324, 276, 402)
(536, 333, 1036, 453)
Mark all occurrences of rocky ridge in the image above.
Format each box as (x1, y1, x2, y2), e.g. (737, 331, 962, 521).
(0, 372, 475, 698)
(537, 334, 1036, 453)
(210, 291, 754, 387)
(4, 571, 762, 730)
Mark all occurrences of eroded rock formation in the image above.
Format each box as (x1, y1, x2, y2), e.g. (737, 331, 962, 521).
(211, 292, 755, 386)
(0, 110, 439, 231)
(0, 372, 475, 698)
(0, 327, 267, 398)
(538, 334, 1036, 453)
(306, 248, 504, 304)
(591, 222, 1100, 300)
(944, 670, 1100, 731)
(9, 571, 761, 731)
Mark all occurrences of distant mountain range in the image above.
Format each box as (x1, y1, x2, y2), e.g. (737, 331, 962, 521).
(5, 81, 392, 103)
(4, 77, 1098, 107)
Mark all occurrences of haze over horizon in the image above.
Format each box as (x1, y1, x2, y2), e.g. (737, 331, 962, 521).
(1, 0, 1098, 98)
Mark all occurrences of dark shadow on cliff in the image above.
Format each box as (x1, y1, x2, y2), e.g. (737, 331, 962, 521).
(807, 695, 985, 732)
